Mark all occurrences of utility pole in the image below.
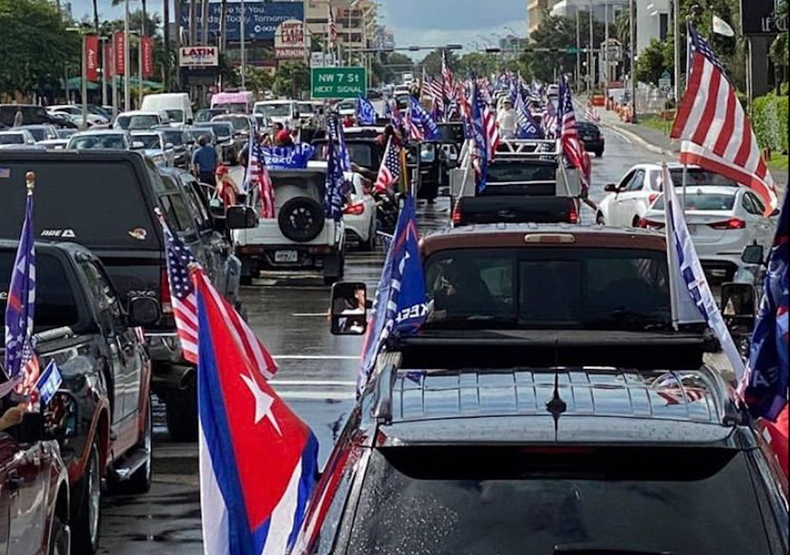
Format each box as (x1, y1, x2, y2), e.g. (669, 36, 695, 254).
(100, 36, 108, 107)
(604, 0, 609, 91)
(576, 10, 582, 91)
(630, 0, 637, 123)
(164, 0, 171, 91)
(140, 1, 147, 105)
(240, 0, 246, 89)
(81, 34, 88, 130)
(588, 1, 594, 93)
(673, 0, 681, 103)
(124, 0, 131, 111)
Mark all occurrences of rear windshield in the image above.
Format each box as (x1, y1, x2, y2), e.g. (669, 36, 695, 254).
(195, 124, 232, 141)
(0, 252, 80, 332)
(116, 114, 159, 130)
(487, 162, 556, 184)
(347, 446, 773, 555)
(425, 248, 672, 330)
(0, 106, 49, 126)
(69, 134, 127, 150)
(23, 128, 47, 141)
(653, 192, 737, 211)
(159, 130, 185, 146)
(134, 134, 162, 150)
(313, 142, 374, 169)
(666, 169, 738, 188)
(0, 160, 158, 249)
(0, 134, 25, 145)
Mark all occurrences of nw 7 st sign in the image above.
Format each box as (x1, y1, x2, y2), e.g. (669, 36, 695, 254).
(311, 67, 367, 99)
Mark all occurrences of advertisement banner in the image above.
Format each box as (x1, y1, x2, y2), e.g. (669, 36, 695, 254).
(179, 1, 304, 42)
(141, 36, 155, 78)
(85, 35, 100, 81)
(114, 32, 126, 76)
(274, 19, 308, 60)
(104, 41, 114, 79)
(741, 0, 788, 35)
(180, 46, 220, 67)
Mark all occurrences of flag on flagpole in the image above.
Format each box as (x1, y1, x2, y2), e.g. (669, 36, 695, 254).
(328, 3, 337, 47)
(195, 267, 317, 555)
(36, 360, 63, 406)
(515, 90, 544, 140)
(662, 165, 746, 379)
(355, 95, 377, 126)
(672, 23, 777, 214)
(712, 15, 735, 37)
(408, 96, 441, 141)
(740, 192, 789, 421)
(244, 133, 276, 219)
(324, 135, 348, 221)
(557, 77, 590, 192)
(373, 138, 402, 193)
(585, 105, 601, 123)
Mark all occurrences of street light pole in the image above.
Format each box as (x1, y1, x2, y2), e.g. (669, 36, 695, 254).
(81, 33, 88, 130)
(576, 10, 581, 90)
(630, 0, 637, 123)
(240, 0, 246, 89)
(588, 1, 594, 93)
(100, 36, 108, 107)
(124, 0, 131, 110)
(673, 0, 681, 103)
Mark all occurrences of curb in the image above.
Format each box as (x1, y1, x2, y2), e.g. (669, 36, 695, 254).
(598, 120, 676, 158)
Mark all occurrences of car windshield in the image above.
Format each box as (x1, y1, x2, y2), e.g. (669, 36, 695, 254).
(487, 162, 556, 183)
(652, 191, 737, 211)
(116, 114, 159, 130)
(159, 130, 185, 146)
(424, 248, 672, 330)
(214, 117, 249, 133)
(298, 103, 314, 114)
(257, 104, 292, 118)
(0, 133, 24, 145)
(314, 142, 374, 168)
(196, 110, 225, 122)
(0, 252, 80, 333)
(347, 446, 772, 555)
(667, 168, 738, 188)
(69, 134, 127, 150)
(196, 124, 232, 141)
(23, 127, 47, 141)
(165, 109, 185, 122)
(134, 134, 162, 149)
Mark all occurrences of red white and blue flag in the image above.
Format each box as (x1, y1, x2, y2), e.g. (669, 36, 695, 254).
(557, 77, 590, 192)
(374, 138, 401, 193)
(4, 186, 39, 392)
(195, 267, 317, 555)
(244, 136, 276, 219)
(740, 192, 789, 421)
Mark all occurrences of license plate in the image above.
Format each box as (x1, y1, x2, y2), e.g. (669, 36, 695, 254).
(274, 250, 298, 263)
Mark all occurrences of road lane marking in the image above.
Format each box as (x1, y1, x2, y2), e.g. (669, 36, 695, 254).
(277, 391, 357, 400)
(292, 313, 329, 317)
(271, 380, 357, 387)
(273, 355, 360, 360)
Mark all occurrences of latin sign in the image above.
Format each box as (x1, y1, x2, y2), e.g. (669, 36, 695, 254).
(741, 0, 788, 35)
(311, 67, 366, 99)
(180, 46, 219, 67)
(274, 19, 309, 60)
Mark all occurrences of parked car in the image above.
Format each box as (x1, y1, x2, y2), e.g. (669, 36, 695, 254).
(19, 124, 59, 142)
(576, 120, 605, 157)
(56, 128, 78, 139)
(0, 240, 158, 553)
(211, 114, 254, 140)
(192, 121, 239, 165)
(293, 364, 789, 555)
(130, 130, 175, 167)
(596, 163, 738, 228)
(0, 129, 37, 147)
(66, 130, 134, 151)
(154, 126, 191, 169)
(113, 110, 170, 131)
(234, 169, 346, 285)
(0, 390, 71, 555)
(0, 150, 256, 441)
(639, 185, 779, 283)
(47, 105, 109, 127)
(0, 104, 65, 128)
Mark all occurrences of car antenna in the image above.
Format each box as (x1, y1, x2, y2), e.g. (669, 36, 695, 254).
(546, 340, 567, 441)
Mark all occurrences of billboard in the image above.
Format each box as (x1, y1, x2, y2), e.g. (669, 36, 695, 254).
(180, 1, 305, 42)
(274, 19, 309, 60)
(741, 0, 788, 35)
(180, 46, 220, 67)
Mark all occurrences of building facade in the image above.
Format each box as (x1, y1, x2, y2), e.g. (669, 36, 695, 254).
(304, 0, 378, 61)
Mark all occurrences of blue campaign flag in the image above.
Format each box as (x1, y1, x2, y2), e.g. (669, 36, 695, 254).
(356, 96, 377, 126)
(324, 136, 348, 221)
(515, 90, 544, 140)
(36, 360, 62, 406)
(326, 114, 351, 172)
(262, 144, 316, 170)
(470, 82, 489, 193)
(358, 196, 427, 392)
(409, 96, 441, 141)
(4, 188, 36, 380)
(742, 192, 789, 421)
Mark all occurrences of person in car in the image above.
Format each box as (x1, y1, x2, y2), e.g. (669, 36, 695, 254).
(215, 165, 240, 210)
(192, 135, 218, 186)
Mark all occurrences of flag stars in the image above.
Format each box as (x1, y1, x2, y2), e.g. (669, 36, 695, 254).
(241, 372, 282, 436)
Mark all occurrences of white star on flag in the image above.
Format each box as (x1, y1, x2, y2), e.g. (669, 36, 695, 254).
(241, 372, 282, 435)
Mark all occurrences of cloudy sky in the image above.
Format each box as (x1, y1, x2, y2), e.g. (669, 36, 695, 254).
(68, 0, 527, 52)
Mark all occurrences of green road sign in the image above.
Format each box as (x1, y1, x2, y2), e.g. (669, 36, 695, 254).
(311, 67, 367, 99)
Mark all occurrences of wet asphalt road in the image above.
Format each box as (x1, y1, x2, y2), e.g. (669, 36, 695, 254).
(98, 127, 672, 553)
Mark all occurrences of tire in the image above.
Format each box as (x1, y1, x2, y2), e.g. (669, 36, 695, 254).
(596, 213, 606, 226)
(72, 442, 101, 554)
(595, 149, 604, 158)
(166, 380, 198, 442)
(278, 198, 325, 243)
(117, 399, 153, 495)
(49, 513, 70, 555)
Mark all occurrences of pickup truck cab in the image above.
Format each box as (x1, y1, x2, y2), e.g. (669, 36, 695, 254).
(0, 241, 159, 554)
(450, 140, 581, 226)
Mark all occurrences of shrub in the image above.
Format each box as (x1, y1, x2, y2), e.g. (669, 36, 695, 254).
(753, 93, 789, 154)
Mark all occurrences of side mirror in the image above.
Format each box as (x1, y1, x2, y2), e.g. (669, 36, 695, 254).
(132, 141, 145, 150)
(128, 296, 161, 327)
(331, 282, 368, 336)
(604, 183, 620, 193)
(721, 282, 758, 332)
(741, 244, 765, 266)
(44, 391, 79, 440)
(226, 205, 259, 230)
(166, 142, 174, 149)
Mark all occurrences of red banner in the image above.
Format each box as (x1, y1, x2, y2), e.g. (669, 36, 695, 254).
(141, 36, 154, 78)
(104, 41, 114, 79)
(85, 34, 100, 81)
(114, 32, 125, 76)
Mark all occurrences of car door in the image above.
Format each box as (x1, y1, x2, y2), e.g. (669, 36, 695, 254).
(743, 192, 775, 248)
(617, 170, 647, 227)
(608, 170, 635, 226)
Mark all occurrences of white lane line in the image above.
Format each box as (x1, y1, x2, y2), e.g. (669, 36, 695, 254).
(271, 380, 357, 387)
(277, 391, 357, 401)
(291, 313, 329, 317)
(273, 355, 360, 360)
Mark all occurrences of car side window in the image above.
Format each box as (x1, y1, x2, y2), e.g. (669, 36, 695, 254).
(160, 193, 198, 236)
(744, 193, 765, 216)
(182, 179, 212, 232)
(618, 171, 635, 190)
(627, 170, 646, 192)
(80, 260, 125, 334)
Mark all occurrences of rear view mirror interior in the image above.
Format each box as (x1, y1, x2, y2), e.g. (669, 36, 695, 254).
(331, 282, 368, 336)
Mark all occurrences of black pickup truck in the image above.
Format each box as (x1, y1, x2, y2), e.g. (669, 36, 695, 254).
(0, 240, 160, 554)
(0, 151, 256, 442)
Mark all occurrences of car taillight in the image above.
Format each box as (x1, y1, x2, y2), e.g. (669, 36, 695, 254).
(637, 218, 665, 229)
(451, 203, 463, 226)
(709, 218, 746, 230)
(160, 267, 172, 314)
(648, 193, 660, 205)
(343, 202, 365, 216)
(568, 201, 579, 224)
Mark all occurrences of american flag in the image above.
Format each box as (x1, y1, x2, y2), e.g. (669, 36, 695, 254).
(4, 186, 40, 392)
(160, 216, 277, 378)
(671, 23, 777, 214)
(585, 105, 601, 123)
(374, 138, 401, 193)
(474, 84, 500, 161)
(422, 71, 445, 116)
(244, 136, 275, 219)
(557, 78, 590, 191)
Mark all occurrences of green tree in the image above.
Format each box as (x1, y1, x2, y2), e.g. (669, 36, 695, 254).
(457, 52, 498, 78)
(419, 49, 459, 77)
(273, 62, 310, 99)
(522, 14, 605, 82)
(0, 0, 80, 99)
(636, 38, 673, 84)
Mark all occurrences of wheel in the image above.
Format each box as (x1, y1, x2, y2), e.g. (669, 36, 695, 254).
(358, 222, 376, 252)
(166, 380, 198, 442)
(72, 442, 101, 554)
(595, 149, 604, 158)
(278, 197, 325, 243)
(632, 215, 642, 228)
(596, 213, 606, 226)
(49, 513, 70, 555)
(115, 398, 153, 495)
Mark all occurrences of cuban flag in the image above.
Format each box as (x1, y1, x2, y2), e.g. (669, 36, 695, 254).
(662, 165, 745, 378)
(4, 186, 38, 389)
(196, 267, 318, 555)
(355, 96, 377, 126)
(740, 192, 789, 421)
(358, 196, 426, 392)
(515, 90, 544, 140)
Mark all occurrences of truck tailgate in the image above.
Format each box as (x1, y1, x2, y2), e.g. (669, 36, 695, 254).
(456, 196, 577, 225)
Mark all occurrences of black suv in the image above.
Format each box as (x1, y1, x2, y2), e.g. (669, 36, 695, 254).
(293, 366, 789, 555)
(0, 150, 252, 441)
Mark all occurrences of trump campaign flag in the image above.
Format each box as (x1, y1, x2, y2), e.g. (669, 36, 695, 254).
(358, 196, 426, 392)
(356, 96, 377, 126)
(409, 96, 442, 141)
(662, 165, 745, 378)
(515, 90, 544, 140)
(740, 192, 789, 421)
(195, 268, 317, 555)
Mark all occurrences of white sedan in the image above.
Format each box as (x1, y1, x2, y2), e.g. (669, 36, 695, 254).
(638, 185, 778, 283)
(596, 163, 739, 228)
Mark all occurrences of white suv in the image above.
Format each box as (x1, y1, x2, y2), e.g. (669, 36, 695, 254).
(596, 163, 739, 228)
(234, 169, 346, 285)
